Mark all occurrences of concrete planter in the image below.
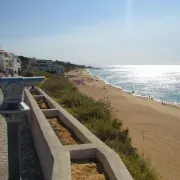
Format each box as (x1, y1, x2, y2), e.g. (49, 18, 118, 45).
(34, 95, 56, 109)
(45, 114, 83, 145)
(24, 87, 133, 180)
(29, 88, 40, 96)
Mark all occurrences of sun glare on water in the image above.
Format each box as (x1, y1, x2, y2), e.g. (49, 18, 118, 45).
(133, 65, 180, 78)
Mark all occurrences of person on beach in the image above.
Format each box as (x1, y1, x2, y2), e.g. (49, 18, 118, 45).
(162, 101, 166, 106)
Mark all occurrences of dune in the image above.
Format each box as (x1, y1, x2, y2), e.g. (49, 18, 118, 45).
(66, 68, 180, 180)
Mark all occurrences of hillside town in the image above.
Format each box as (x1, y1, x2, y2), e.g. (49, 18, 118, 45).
(0, 49, 21, 75)
(0, 48, 65, 76)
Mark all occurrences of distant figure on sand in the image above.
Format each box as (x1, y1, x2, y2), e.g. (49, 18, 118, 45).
(162, 101, 166, 106)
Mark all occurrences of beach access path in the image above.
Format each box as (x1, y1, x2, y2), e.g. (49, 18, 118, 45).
(67, 68, 180, 180)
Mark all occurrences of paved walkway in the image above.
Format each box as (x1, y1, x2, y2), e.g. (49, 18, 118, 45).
(0, 88, 43, 180)
(0, 114, 8, 180)
(0, 89, 8, 180)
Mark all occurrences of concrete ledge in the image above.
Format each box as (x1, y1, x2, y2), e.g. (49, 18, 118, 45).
(42, 109, 59, 117)
(37, 88, 103, 144)
(24, 89, 70, 180)
(34, 95, 56, 109)
(29, 88, 41, 95)
(66, 144, 133, 180)
(25, 87, 133, 180)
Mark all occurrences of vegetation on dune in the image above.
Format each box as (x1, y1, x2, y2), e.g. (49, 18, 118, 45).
(33, 71, 54, 78)
(35, 72, 159, 180)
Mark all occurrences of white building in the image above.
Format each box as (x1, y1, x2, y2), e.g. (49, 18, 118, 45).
(0, 49, 21, 73)
(28, 58, 53, 65)
(27, 59, 64, 75)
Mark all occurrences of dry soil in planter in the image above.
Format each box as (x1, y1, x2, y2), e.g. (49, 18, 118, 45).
(36, 99, 49, 109)
(71, 159, 109, 180)
(47, 117, 81, 145)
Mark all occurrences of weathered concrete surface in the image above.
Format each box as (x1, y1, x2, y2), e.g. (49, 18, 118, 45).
(25, 89, 71, 180)
(25, 87, 133, 180)
(67, 144, 133, 180)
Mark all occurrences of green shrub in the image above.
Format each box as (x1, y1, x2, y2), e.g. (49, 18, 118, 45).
(59, 90, 85, 108)
(70, 101, 111, 123)
(33, 71, 53, 78)
(40, 75, 159, 180)
(41, 76, 74, 91)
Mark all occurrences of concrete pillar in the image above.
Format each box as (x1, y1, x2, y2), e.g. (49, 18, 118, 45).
(5, 113, 23, 180)
(7, 120, 20, 180)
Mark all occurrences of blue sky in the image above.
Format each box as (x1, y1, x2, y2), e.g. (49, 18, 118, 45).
(0, 0, 180, 65)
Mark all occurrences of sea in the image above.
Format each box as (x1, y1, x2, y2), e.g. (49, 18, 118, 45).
(88, 65, 180, 104)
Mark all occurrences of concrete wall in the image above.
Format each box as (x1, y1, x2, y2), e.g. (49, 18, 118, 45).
(24, 87, 133, 180)
(24, 90, 70, 180)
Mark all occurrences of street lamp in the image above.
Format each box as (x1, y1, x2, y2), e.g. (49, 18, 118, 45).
(0, 77, 44, 180)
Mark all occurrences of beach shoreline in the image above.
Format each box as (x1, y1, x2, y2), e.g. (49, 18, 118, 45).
(67, 68, 180, 180)
(87, 68, 180, 109)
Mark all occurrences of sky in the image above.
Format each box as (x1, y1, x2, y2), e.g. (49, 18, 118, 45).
(0, 0, 180, 65)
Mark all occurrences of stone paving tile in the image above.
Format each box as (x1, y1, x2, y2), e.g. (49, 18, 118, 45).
(0, 89, 8, 180)
(0, 115, 44, 180)
(0, 115, 8, 180)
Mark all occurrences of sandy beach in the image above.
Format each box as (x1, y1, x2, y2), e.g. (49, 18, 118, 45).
(66, 68, 180, 180)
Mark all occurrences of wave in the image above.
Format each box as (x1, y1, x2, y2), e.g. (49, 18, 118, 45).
(88, 67, 180, 106)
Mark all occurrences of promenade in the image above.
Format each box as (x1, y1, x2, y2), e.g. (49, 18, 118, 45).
(0, 114, 8, 180)
(0, 89, 43, 180)
(0, 90, 8, 180)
